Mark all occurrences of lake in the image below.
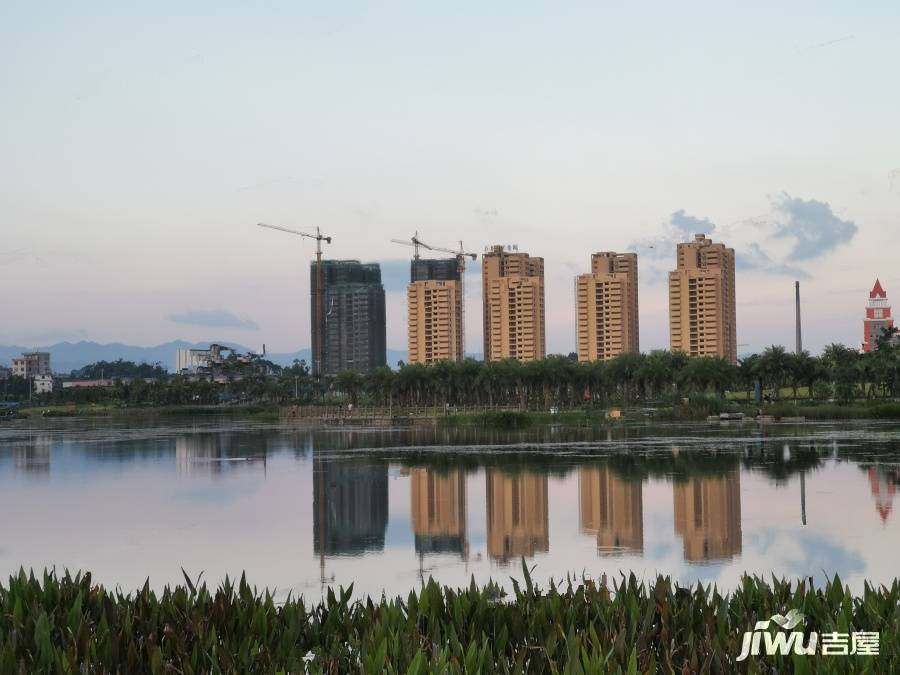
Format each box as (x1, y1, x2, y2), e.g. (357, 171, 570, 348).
(1, 417, 898, 600)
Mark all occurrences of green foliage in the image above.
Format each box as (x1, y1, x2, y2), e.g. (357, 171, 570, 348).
(0, 568, 896, 673)
(14, 337, 900, 412)
(71, 359, 167, 380)
(868, 402, 900, 419)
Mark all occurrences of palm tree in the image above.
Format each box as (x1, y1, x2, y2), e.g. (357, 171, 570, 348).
(333, 369, 364, 406)
(759, 346, 790, 398)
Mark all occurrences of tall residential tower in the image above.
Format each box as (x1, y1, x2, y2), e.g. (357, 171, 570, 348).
(482, 245, 545, 362)
(407, 258, 464, 365)
(575, 252, 639, 361)
(311, 260, 386, 376)
(668, 234, 737, 364)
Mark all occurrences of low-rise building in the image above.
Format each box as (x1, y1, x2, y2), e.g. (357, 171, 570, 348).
(11, 352, 51, 378)
(176, 344, 234, 374)
(33, 374, 54, 395)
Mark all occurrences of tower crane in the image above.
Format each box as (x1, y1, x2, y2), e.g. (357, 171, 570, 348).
(392, 234, 478, 359)
(390, 234, 477, 275)
(257, 222, 332, 376)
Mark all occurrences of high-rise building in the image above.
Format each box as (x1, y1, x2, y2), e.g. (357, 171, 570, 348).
(673, 472, 742, 562)
(410, 468, 468, 556)
(311, 260, 386, 376)
(863, 279, 894, 353)
(486, 470, 549, 563)
(407, 258, 464, 365)
(482, 245, 545, 362)
(575, 252, 639, 361)
(668, 234, 737, 364)
(578, 467, 643, 555)
(11, 351, 51, 378)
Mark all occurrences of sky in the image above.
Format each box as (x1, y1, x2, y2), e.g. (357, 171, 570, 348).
(2, 1, 899, 356)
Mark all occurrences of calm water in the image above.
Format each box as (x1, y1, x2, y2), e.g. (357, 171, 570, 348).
(1, 417, 898, 600)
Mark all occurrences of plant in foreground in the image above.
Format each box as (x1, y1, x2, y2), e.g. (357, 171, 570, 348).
(0, 562, 897, 673)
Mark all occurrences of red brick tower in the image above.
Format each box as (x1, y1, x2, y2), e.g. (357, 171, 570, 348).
(863, 279, 894, 352)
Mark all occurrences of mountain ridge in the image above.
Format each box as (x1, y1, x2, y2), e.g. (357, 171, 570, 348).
(0, 341, 416, 374)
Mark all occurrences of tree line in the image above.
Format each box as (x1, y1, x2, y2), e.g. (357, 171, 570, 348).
(6, 328, 900, 408)
(335, 334, 900, 408)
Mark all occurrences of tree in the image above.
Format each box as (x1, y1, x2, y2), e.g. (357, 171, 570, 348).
(333, 370, 364, 406)
(758, 346, 790, 397)
(822, 343, 860, 402)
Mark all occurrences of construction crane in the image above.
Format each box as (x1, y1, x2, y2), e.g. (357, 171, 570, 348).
(390, 233, 477, 276)
(257, 222, 332, 376)
(392, 234, 478, 359)
(390, 231, 427, 260)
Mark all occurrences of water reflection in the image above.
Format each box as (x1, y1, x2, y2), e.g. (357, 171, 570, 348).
(579, 467, 643, 556)
(486, 471, 549, 564)
(410, 469, 468, 558)
(673, 472, 742, 563)
(312, 454, 388, 556)
(175, 432, 271, 477)
(865, 465, 896, 523)
(14, 434, 50, 476)
(1, 419, 900, 597)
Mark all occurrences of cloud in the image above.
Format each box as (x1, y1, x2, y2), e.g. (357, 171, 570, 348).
(772, 194, 858, 260)
(670, 209, 716, 237)
(630, 206, 816, 283)
(736, 243, 812, 279)
(168, 309, 259, 330)
(630, 209, 718, 261)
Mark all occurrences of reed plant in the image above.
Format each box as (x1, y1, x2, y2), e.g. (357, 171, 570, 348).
(0, 563, 896, 673)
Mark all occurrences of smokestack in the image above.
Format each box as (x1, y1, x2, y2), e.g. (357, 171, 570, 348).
(795, 281, 802, 354)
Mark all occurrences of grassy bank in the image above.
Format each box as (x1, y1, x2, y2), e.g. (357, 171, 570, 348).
(436, 400, 900, 429)
(15, 403, 118, 417)
(438, 409, 612, 429)
(754, 401, 900, 420)
(1, 566, 896, 673)
(10, 403, 282, 422)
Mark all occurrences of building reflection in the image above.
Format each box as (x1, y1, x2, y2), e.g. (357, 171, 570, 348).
(175, 434, 267, 476)
(313, 456, 388, 556)
(14, 434, 51, 476)
(579, 467, 643, 555)
(486, 470, 548, 563)
(867, 466, 896, 524)
(410, 468, 468, 557)
(673, 471, 742, 562)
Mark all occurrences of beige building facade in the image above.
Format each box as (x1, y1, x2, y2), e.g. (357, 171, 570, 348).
(407, 279, 464, 365)
(482, 245, 545, 362)
(575, 252, 639, 361)
(668, 234, 737, 363)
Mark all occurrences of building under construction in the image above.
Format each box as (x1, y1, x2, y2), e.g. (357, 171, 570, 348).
(407, 258, 464, 365)
(310, 260, 386, 376)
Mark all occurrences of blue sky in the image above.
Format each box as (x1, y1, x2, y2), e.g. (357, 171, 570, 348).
(2, 1, 899, 354)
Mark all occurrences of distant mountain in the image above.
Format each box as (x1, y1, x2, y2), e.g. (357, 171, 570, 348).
(0, 341, 416, 374)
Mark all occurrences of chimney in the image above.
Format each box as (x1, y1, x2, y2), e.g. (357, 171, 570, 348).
(795, 281, 803, 354)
